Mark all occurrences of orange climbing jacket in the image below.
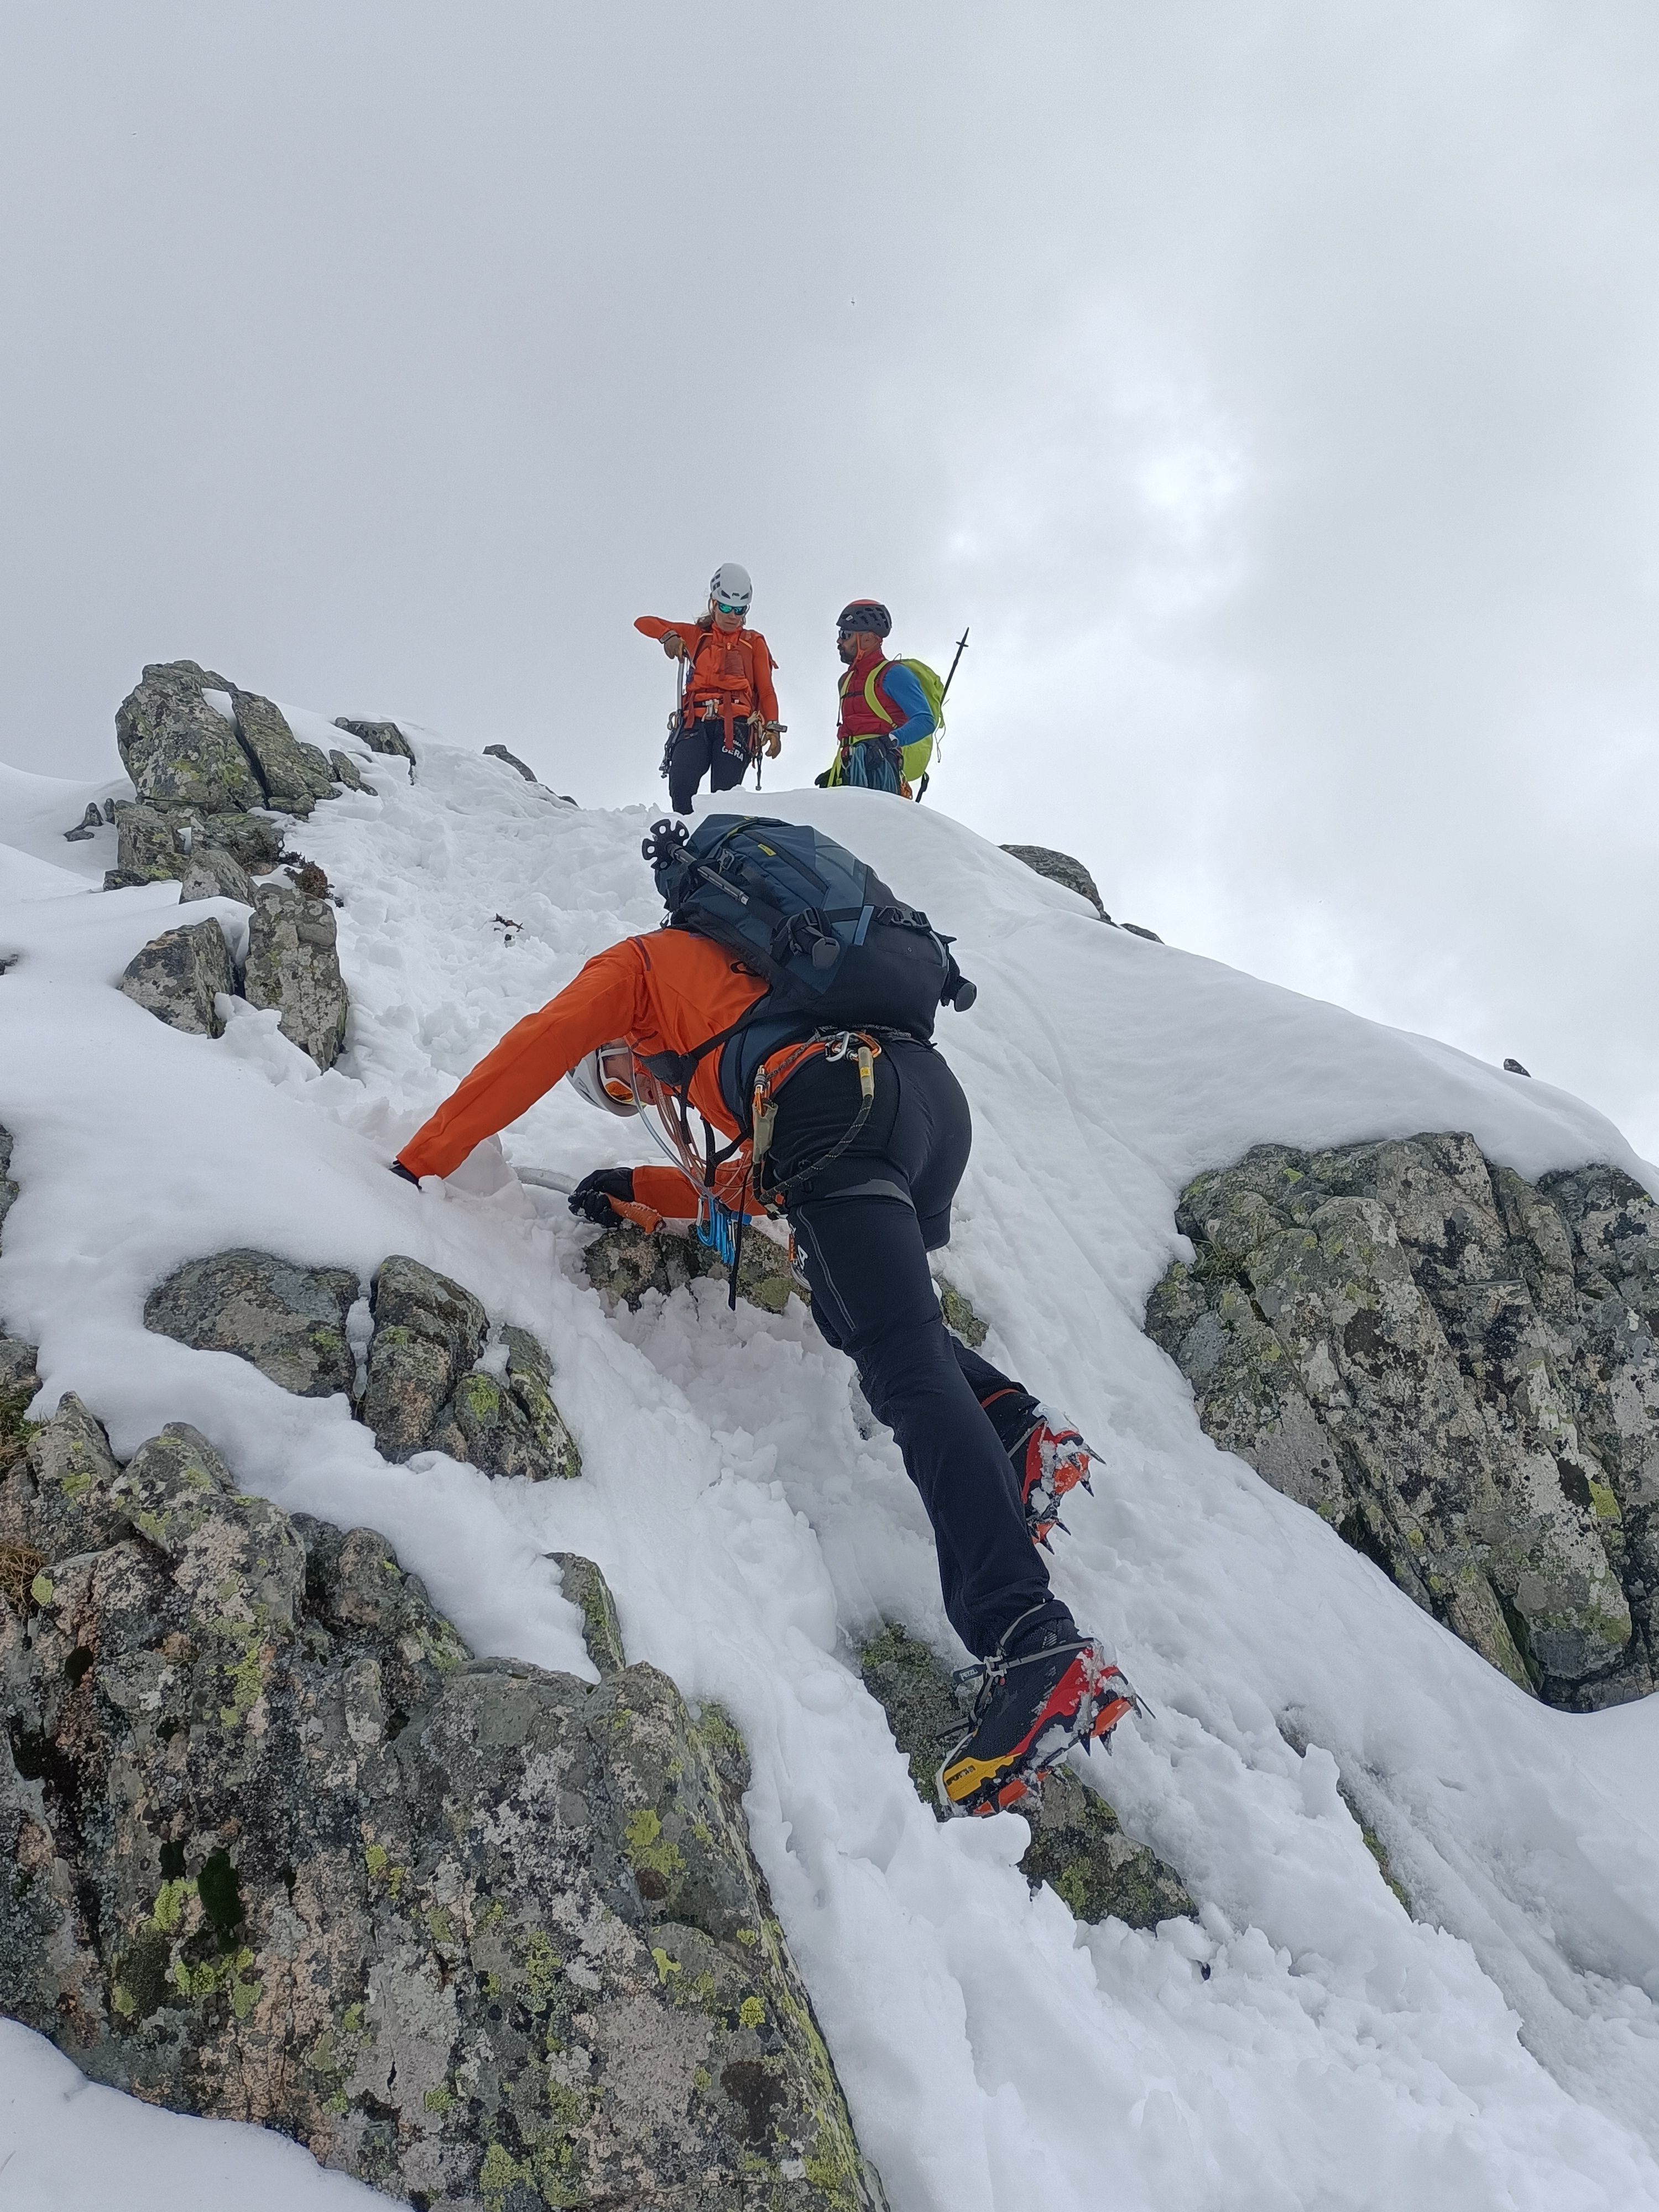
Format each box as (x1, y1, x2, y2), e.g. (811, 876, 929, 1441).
(635, 615, 779, 734)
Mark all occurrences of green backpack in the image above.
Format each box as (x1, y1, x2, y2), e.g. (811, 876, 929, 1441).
(865, 657, 945, 785)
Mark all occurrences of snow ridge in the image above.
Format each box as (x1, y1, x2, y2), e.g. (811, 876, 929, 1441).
(3, 722, 1659, 2210)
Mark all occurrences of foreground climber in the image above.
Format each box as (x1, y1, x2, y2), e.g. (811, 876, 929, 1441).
(637, 562, 783, 814)
(817, 599, 938, 796)
(393, 813, 1134, 1813)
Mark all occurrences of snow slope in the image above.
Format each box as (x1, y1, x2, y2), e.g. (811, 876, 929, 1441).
(3, 722, 1659, 2211)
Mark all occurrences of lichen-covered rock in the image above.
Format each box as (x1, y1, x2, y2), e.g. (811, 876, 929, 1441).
(0, 1427, 884, 2211)
(0, 1332, 38, 1400)
(0, 1392, 125, 1560)
(143, 1250, 359, 1399)
(115, 661, 266, 815)
(858, 1624, 1192, 1929)
(107, 799, 284, 890)
(361, 1256, 487, 1461)
(935, 1277, 988, 1349)
(1147, 1134, 1659, 1708)
(333, 716, 415, 763)
(483, 743, 537, 782)
(1001, 844, 1109, 920)
(431, 1326, 581, 1483)
(550, 1551, 628, 1679)
(0, 1123, 17, 1244)
(326, 749, 374, 794)
(178, 846, 257, 906)
(585, 1221, 806, 1316)
(118, 919, 236, 1037)
(232, 692, 335, 816)
(243, 884, 349, 1070)
(64, 802, 104, 842)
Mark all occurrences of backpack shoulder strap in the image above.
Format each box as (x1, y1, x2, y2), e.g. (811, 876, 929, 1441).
(862, 659, 896, 726)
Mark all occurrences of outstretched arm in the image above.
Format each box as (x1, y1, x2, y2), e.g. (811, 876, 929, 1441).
(397, 941, 648, 1181)
(635, 615, 700, 659)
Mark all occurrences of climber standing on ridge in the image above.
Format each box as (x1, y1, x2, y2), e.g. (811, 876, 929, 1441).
(817, 599, 938, 797)
(637, 564, 782, 816)
(392, 811, 1137, 1818)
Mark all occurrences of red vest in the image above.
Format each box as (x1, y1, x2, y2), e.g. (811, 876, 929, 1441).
(837, 650, 897, 743)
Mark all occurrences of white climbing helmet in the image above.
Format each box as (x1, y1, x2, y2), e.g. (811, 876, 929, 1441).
(708, 561, 753, 614)
(567, 1042, 640, 1117)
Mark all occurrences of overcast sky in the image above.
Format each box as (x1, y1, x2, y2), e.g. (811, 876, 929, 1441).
(3, 2, 1656, 1151)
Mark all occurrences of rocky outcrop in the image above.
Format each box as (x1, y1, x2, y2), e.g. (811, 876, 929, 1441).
(483, 743, 537, 782)
(430, 1325, 582, 1484)
(143, 1251, 358, 1398)
(327, 749, 374, 794)
(859, 1625, 1193, 1929)
(361, 1255, 486, 1459)
(585, 1221, 806, 1317)
(243, 883, 349, 1070)
(334, 716, 416, 763)
(0, 1389, 882, 2210)
(118, 920, 236, 1038)
(0, 1125, 17, 1244)
(1146, 1134, 1659, 1708)
(143, 1249, 580, 1483)
(116, 662, 266, 816)
(362, 1257, 581, 1481)
(232, 691, 335, 815)
(107, 798, 284, 892)
(1001, 844, 1109, 920)
(106, 663, 361, 902)
(179, 846, 258, 906)
(64, 802, 103, 842)
(550, 1551, 628, 1679)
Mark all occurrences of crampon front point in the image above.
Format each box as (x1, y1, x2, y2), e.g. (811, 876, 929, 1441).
(936, 1637, 1136, 1818)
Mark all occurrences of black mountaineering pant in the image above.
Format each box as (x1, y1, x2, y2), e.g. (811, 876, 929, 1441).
(668, 714, 752, 815)
(770, 1037, 1074, 1660)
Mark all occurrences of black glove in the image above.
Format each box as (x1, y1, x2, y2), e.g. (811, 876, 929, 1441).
(813, 770, 831, 789)
(568, 1167, 635, 1224)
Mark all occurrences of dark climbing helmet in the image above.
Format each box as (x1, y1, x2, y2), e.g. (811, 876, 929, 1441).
(836, 599, 892, 639)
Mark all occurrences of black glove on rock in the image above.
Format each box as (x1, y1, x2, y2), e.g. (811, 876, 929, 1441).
(568, 1167, 635, 1224)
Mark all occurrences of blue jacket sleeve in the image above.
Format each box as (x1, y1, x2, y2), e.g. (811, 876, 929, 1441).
(880, 661, 936, 749)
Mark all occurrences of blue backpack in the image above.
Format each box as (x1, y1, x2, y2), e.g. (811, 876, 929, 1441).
(639, 814, 977, 1121)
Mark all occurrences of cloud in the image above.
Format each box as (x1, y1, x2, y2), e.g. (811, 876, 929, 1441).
(1, 0, 1655, 1145)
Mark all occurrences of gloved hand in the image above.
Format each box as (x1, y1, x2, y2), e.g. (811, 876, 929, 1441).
(660, 632, 685, 659)
(813, 770, 831, 789)
(759, 721, 784, 758)
(568, 1167, 636, 1224)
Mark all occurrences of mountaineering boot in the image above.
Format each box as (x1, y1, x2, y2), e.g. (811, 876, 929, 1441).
(936, 1611, 1136, 1818)
(1014, 1407, 1098, 1547)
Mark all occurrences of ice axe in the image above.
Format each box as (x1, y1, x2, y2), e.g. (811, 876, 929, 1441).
(753, 722, 786, 790)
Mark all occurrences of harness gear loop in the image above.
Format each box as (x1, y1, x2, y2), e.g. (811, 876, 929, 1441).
(750, 1031, 882, 1215)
